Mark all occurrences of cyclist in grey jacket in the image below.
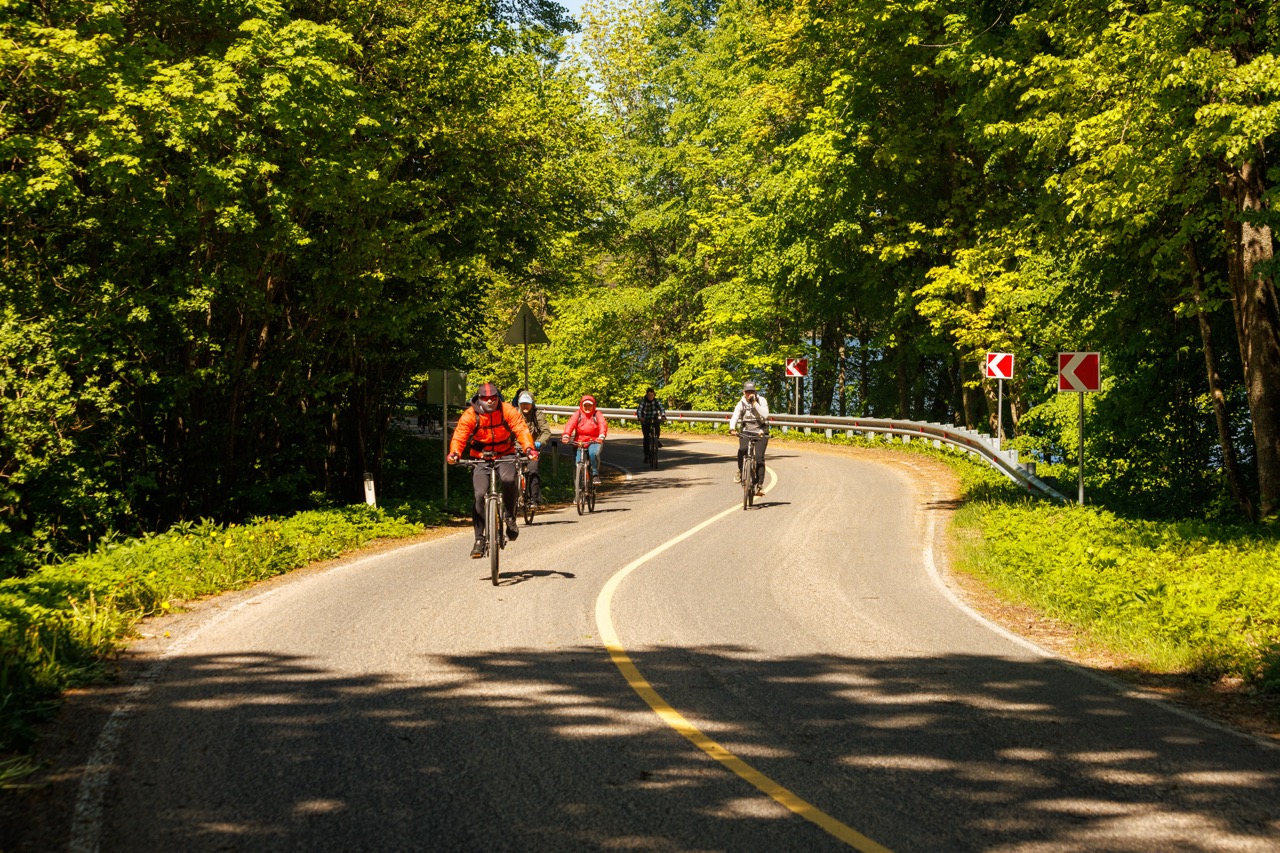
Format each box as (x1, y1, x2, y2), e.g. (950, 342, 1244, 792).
(728, 380, 769, 493)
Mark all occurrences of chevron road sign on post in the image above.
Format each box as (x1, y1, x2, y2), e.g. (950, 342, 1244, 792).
(1058, 351, 1101, 505)
(1058, 351, 1101, 392)
(785, 358, 808, 414)
(985, 353, 1014, 443)
(984, 353, 1013, 380)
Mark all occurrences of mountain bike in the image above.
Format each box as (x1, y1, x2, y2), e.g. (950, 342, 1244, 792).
(571, 440, 598, 515)
(516, 455, 536, 526)
(641, 421, 663, 469)
(741, 433, 763, 510)
(457, 452, 520, 585)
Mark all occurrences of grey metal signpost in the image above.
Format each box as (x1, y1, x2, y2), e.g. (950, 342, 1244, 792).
(427, 369, 467, 504)
(503, 304, 550, 391)
(1058, 351, 1101, 506)
(786, 358, 807, 415)
(985, 352, 1013, 447)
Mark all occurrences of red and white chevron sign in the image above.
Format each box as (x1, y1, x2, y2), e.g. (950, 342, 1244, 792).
(1058, 352, 1101, 392)
(984, 352, 1013, 380)
(785, 358, 808, 377)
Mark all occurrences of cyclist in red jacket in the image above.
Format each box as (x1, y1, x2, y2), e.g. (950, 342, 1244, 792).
(562, 394, 608, 485)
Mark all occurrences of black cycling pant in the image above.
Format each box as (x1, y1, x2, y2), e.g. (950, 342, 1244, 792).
(641, 421, 662, 456)
(737, 433, 768, 483)
(525, 457, 541, 502)
(472, 461, 517, 539)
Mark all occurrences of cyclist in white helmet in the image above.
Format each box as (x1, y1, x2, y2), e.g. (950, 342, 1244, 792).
(515, 389, 551, 506)
(728, 380, 769, 495)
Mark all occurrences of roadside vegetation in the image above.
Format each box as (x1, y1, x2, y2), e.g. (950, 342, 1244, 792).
(763, 426, 1280, 715)
(0, 427, 574, 758)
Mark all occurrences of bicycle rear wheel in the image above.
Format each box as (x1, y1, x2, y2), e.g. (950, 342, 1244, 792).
(486, 494, 501, 585)
(521, 472, 535, 525)
(587, 477, 597, 512)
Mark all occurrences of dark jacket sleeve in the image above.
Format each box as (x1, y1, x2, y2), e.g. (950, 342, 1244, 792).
(532, 409, 552, 443)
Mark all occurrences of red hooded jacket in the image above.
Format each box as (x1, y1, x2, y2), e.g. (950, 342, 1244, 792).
(562, 395, 608, 443)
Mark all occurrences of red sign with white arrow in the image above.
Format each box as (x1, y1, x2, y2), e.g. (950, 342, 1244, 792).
(785, 358, 809, 377)
(1058, 352, 1101, 392)
(985, 352, 1014, 380)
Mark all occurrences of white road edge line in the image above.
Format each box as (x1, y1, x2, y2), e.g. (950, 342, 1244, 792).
(918, 481, 1279, 752)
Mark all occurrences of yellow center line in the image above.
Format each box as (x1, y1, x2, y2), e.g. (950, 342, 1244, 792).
(594, 467, 892, 852)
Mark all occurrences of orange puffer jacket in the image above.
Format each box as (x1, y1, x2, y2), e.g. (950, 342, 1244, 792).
(450, 401, 534, 458)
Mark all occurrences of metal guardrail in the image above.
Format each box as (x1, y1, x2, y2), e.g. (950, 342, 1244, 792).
(538, 405, 1068, 502)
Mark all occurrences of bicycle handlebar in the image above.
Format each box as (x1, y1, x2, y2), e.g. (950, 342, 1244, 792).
(454, 453, 525, 467)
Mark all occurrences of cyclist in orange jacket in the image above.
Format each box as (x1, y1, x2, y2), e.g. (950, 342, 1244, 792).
(448, 382, 537, 558)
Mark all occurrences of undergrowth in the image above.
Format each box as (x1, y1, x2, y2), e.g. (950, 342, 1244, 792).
(0, 503, 441, 752)
(709, 422, 1280, 693)
(0, 428, 577, 756)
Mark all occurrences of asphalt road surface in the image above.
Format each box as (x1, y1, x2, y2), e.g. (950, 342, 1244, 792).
(72, 434, 1280, 852)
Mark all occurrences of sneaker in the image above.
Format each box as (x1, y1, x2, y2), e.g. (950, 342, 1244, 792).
(733, 471, 742, 483)
(506, 519, 520, 540)
(657, 441, 663, 448)
(470, 539, 484, 558)
(592, 475, 601, 486)
(755, 486, 765, 497)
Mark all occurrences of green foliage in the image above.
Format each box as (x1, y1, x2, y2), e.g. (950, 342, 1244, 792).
(456, 0, 1280, 522)
(1, 0, 604, 570)
(0, 499, 444, 751)
(957, 501, 1280, 686)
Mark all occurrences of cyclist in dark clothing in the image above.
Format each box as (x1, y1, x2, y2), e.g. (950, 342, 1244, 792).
(515, 389, 551, 506)
(728, 380, 769, 495)
(635, 387, 667, 463)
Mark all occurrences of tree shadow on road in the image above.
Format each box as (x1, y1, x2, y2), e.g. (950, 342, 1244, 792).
(31, 644, 1280, 853)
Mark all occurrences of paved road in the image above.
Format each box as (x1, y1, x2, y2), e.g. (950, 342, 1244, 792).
(81, 435, 1280, 851)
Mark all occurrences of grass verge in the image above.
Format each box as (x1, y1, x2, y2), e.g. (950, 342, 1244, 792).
(758, 424, 1280, 716)
(0, 427, 575, 758)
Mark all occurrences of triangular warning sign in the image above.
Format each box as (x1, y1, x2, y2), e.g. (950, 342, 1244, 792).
(502, 305, 550, 345)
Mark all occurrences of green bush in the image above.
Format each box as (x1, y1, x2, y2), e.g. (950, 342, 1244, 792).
(955, 501, 1280, 685)
(0, 503, 440, 751)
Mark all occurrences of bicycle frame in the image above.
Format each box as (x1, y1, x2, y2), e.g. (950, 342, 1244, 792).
(456, 452, 522, 584)
(570, 440, 599, 514)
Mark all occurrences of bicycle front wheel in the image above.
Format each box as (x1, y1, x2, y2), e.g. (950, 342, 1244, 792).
(575, 464, 586, 515)
(486, 495, 501, 585)
(743, 459, 754, 509)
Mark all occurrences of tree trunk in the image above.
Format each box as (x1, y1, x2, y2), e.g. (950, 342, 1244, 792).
(1220, 154, 1280, 518)
(961, 370, 983, 430)
(811, 318, 843, 415)
(837, 341, 848, 417)
(857, 339, 870, 416)
(1186, 240, 1255, 520)
(894, 346, 912, 419)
